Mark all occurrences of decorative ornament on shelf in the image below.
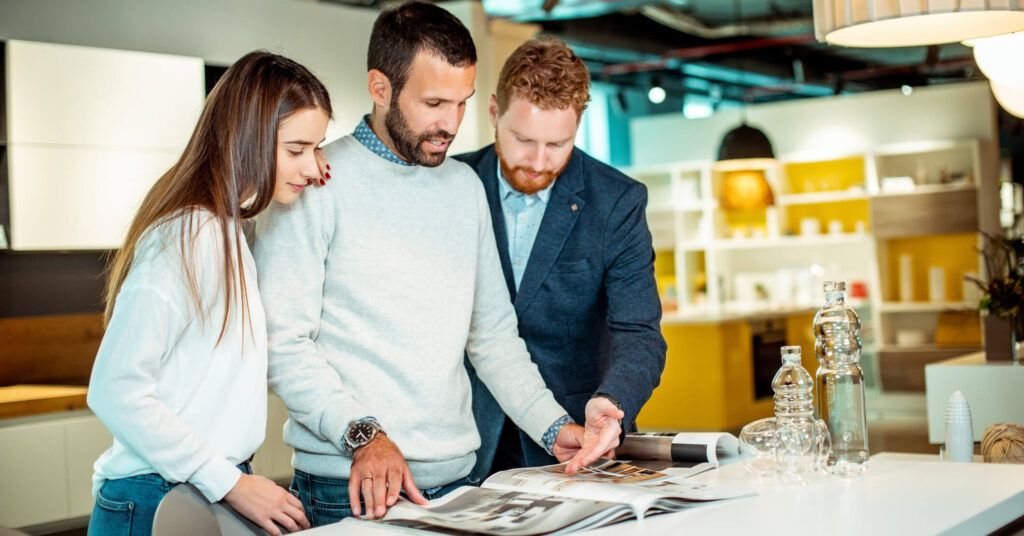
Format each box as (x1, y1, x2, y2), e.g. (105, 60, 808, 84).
(965, 231, 1024, 361)
(812, 0, 1024, 47)
(982, 422, 1024, 464)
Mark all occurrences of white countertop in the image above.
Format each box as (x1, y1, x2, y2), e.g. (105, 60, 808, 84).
(661, 305, 819, 325)
(309, 454, 1024, 536)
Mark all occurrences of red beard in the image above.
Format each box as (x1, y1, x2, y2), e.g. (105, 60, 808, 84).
(495, 138, 569, 195)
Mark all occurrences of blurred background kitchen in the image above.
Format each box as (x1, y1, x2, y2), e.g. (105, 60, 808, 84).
(2, 0, 1023, 533)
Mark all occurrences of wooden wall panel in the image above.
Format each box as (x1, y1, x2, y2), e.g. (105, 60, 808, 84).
(878, 347, 981, 392)
(0, 313, 104, 386)
(871, 188, 978, 239)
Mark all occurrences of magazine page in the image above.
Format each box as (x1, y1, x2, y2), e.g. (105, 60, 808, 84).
(617, 432, 739, 466)
(481, 459, 751, 518)
(626, 460, 717, 479)
(368, 485, 630, 536)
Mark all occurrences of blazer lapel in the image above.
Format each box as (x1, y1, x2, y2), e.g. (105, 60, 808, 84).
(479, 148, 517, 301)
(514, 149, 586, 316)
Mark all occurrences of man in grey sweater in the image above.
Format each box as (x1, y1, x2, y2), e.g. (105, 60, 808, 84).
(254, 2, 623, 527)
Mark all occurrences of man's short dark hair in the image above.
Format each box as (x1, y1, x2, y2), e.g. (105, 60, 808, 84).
(368, 1, 477, 98)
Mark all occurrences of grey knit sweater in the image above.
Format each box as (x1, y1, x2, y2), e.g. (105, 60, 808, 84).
(253, 135, 566, 488)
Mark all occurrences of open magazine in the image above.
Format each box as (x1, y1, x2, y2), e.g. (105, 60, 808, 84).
(358, 459, 752, 535)
(616, 432, 740, 478)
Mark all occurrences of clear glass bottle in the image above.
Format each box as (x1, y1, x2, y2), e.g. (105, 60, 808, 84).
(814, 281, 869, 476)
(772, 345, 817, 484)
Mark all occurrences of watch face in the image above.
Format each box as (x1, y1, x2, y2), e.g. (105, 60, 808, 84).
(352, 422, 374, 443)
(348, 421, 378, 450)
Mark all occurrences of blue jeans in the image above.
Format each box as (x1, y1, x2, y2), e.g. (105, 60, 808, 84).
(290, 468, 475, 527)
(87, 462, 252, 536)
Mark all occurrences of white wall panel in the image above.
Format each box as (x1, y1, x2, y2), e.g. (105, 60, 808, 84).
(630, 82, 997, 167)
(6, 40, 203, 149)
(9, 145, 178, 250)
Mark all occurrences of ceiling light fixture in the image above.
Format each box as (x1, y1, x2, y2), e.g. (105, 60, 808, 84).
(648, 86, 666, 104)
(713, 122, 777, 172)
(968, 31, 1024, 86)
(813, 0, 1024, 47)
(990, 80, 1024, 118)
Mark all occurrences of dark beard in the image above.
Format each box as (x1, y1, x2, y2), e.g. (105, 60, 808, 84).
(384, 102, 453, 167)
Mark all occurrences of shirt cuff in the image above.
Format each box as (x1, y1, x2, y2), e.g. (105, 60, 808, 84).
(190, 456, 243, 502)
(541, 414, 574, 455)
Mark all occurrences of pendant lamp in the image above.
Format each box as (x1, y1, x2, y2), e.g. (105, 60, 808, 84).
(968, 31, 1024, 86)
(714, 122, 777, 210)
(991, 79, 1024, 119)
(813, 0, 1024, 47)
(713, 122, 776, 172)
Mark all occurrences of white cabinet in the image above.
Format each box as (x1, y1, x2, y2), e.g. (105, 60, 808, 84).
(4, 40, 204, 250)
(64, 415, 117, 518)
(0, 416, 70, 527)
(0, 395, 292, 529)
(8, 145, 180, 250)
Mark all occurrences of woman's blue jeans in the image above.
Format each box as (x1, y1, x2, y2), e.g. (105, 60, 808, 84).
(87, 462, 252, 536)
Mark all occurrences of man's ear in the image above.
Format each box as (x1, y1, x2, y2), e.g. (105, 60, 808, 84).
(489, 95, 499, 128)
(368, 69, 392, 110)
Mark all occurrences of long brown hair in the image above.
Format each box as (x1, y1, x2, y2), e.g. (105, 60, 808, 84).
(103, 51, 332, 343)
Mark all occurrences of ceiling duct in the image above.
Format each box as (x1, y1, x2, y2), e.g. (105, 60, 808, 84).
(640, 5, 812, 39)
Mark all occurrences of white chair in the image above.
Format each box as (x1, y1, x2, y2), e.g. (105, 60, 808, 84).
(152, 484, 269, 536)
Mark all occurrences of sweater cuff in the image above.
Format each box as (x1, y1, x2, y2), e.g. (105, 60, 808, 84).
(322, 403, 370, 454)
(191, 456, 243, 502)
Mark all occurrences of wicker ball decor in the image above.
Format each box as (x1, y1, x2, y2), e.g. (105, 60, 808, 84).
(981, 423, 1024, 464)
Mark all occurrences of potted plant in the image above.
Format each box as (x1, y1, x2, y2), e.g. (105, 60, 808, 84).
(966, 231, 1024, 361)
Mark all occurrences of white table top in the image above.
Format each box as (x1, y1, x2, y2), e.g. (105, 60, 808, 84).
(308, 455, 1024, 536)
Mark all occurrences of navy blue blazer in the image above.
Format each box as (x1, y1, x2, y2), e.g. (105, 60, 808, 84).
(454, 145, 667, 480)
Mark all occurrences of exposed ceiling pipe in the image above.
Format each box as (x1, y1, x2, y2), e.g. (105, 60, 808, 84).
(639, 5, 813, 39)
(838, 57, 976, 81)
(601, 34, 815, 75)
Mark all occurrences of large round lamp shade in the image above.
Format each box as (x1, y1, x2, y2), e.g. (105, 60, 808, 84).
(971, 31, 1024, 86)
(991, 80, 1024, 118)
(813, 0, 1024, 47)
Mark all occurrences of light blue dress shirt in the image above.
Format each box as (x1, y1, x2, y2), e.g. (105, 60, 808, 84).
(497, 161, 554, 291)
(353, 115, 414, 166)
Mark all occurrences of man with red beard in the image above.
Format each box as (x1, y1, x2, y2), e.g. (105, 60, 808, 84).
(455, 37, 667, 482)
(255, 3, 624, 526)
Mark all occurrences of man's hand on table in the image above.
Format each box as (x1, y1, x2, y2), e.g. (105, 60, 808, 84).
(349, 433, 428, 518)
(553, 396, 625, 474)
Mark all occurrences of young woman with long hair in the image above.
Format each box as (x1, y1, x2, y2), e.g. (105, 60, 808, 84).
(86, 50, 331, 535)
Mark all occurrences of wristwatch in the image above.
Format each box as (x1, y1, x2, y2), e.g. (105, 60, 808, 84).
(344, 417, 384, 454)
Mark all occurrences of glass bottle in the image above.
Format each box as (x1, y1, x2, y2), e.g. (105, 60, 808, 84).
(814, 281, 869, 476)
(772, 345, 817, 484)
